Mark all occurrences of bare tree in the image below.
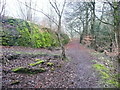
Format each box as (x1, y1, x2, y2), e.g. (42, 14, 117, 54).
(17, 0, 37, 22)
(49, 0, 67, 60)
(0, 0, 6, 18)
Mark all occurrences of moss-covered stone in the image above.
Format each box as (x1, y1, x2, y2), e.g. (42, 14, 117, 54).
(11, 80, 20, 85)
(51, 67, 55, 71)
(29, 60, 44, 66)
(39, 68, 46, 72)
(35, 59, 41, 61)
(12, 67, 46, 74)
(47, 62, 54, 67)
(12, 67, 24, 72)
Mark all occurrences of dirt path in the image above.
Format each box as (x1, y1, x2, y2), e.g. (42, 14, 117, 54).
(65, 39, 99, 88)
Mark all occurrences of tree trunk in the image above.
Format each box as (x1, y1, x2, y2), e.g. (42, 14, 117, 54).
(118, 2, 120, 62)
(117, 26, 120, 62)
(80, 3, 89, 44)
(90, 1, 96, 49)
(85, 3, 89, 36)
(80, 21, 85, 43)
(57, 16, 66, 60)
(113, 1, 120, 62)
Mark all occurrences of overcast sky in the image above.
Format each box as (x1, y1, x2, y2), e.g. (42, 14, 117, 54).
(5, 0, 104, 18)
(5, 0, 69, 24)
(4, 0, 112, 26)
(6, 0, 49, 18)
(5, 0, 120, 19)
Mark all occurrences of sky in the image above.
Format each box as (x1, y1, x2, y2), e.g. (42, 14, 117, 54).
(5, 0, 70, 24)
(4, 0, 120, 19)
(3, 0, 116, 34)
(5, 0, 104, 19)
(6, 0, 50, 18)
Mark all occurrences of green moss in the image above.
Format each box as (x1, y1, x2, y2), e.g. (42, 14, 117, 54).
(12, 67, 46, 74)
(93, 62, 119, 88)
(39, 68, 46, 72)
(2, 17, 69, 48)
(114, 73, 120, 78)
(34, 59, 41, 61)
(90, 52, 103, 56)
(107, 79, 119, 87)
(91, 60, 97, 63)
(98, 57, 105, 60)
(93, 64, 109, 71)
(12, 67, 24, 72)
(61, 33, 70, 45)
(47, 62, 54, 67)
(51, 68, 54, 71)
(100, 71, 110, 79)
(29, 60, 44, 66)
(11, 80, 20, 85)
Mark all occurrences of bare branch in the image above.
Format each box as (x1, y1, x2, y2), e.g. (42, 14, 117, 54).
(60, 0, 66, 16)
(106, 0, 114, 9)
(73, 28, 81, 34)
(95, 15, 114, 26)
(0, 0, 6, 16)
(49, 0, 60, 15)
(17, 0, 58, 26)
(17, 0, 26, 19)
(54, 0, 60, 14)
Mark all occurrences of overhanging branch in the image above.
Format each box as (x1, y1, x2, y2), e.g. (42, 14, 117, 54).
(95, 15, 114, 26)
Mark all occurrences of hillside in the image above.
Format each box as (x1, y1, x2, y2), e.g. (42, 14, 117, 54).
(0, 17, 69, 48)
